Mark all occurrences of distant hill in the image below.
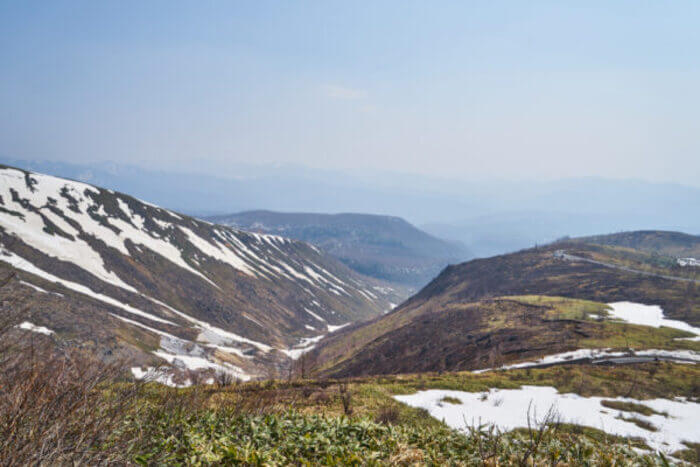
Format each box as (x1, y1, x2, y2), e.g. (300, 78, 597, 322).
(309, 232, 699, 378)
(207, 210, 471, 287)
(570, 230, 700, 259)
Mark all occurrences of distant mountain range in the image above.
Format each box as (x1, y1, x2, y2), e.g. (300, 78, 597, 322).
(423, 208, 700, 259)
(208, 210, 470, 287)
(0, 164, 403, 382)
(309, 231, 700, 378)
(3, 158, 698, 260)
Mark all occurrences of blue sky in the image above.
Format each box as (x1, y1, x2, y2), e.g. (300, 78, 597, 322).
(1, 1, 698, 184)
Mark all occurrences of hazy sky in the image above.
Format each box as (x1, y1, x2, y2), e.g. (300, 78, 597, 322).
(1, 1, 699, 185)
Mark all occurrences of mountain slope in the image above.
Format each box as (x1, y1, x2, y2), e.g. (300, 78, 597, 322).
(207, 210, 470, 287)
(0, 165, 402, 381)
(309, 234, 699, 378)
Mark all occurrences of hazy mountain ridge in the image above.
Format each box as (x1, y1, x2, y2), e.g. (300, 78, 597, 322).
(4, 158, 698, 254)
(0, 165, 402, 381)
(208, 210, 470, 287)
(570, 230, 700, 259)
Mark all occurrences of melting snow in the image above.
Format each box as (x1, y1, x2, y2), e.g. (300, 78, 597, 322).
(0, 168, 212, 288)
(0, 167, 386, 374)
(395, 386, 700, 453)
(607, 302, 700, 340)
(197, 327, 272, 354)
(327, 322, 350, 333)
(1, 249, 176, 325)
(474, 348, 700, 373)
(0, 167, 369, 299)
(677, 257, 699, 267)
(19, 280, 63, 296)
(16, 321, 54, 335)
(473, 348, 625, 373)
(143, 296, 273, 353)
(0, 170, 137, 292)
(280, 334, 326, 360)
(117, 320, 254, 381)
(152, 350, 251, 381)
(178, 225, 256, 278)
(131, 367, 186, 387)
(109, 313, 179, 339)
(304, 307, 327, 323)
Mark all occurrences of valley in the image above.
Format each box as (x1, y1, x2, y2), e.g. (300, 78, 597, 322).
(3, 3, 699, 463)
(1, 166, 698, 463)
(0, 165, 402, 383)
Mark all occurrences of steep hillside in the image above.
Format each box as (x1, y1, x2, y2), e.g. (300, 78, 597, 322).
(208, 210, 470, 287)
(309, 236, 699, 378)
(0, 165, 402, 381)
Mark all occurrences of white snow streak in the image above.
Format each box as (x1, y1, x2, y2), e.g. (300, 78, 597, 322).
(16, 321, 54, 335)
(0, 248, 176, 325)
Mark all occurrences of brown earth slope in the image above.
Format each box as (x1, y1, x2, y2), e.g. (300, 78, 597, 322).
(309, 239, 699, 378)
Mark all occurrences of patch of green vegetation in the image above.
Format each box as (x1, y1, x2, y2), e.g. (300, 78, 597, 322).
(507, 294, 699, 352)
(509, 295, 610, 321)
(370, 363, 700, 400)
(616, 415, 658, 432)
(580, 322, 700, 351)
(109, 380, 661, 465)
(600, 400, 666, 417)
(116, 406, 655, 465)
(506, 295, 699, 353)
(549, 423, 650, 451)
(9, 340, 689, 465)
(109, 364, 698, 464)
(439, 396, 462, 404)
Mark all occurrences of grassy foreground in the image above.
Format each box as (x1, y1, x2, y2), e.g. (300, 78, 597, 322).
(3, 341, 698, 465)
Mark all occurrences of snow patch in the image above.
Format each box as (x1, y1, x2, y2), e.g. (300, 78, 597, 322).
(16, 321, 54, 335)
(473, 348, 700, 373)
(304, 307, 326, 323)
(607, 302, 700, 339)
(152, 350, 250, 381)
(327, 322, 350, 333)
(143, 296, 273, 353)
(280, 334, 325, 360)
(395, 386, 700, 453)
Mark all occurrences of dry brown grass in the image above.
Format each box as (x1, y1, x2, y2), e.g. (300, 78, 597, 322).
(0, 312, 142, 465)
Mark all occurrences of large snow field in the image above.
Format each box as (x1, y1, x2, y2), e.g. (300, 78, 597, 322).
(395, 386, 700, 453)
